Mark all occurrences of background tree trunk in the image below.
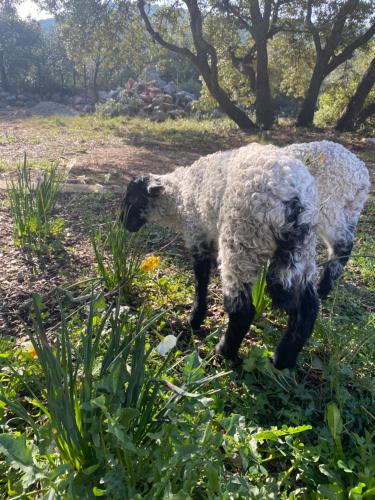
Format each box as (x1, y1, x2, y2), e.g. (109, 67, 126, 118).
(336, 56, 375, 131)
(137, 0, 258, 132)
(357, 102, 375, 125)
(0, 50, 9, 91)
(208, 80, 257, 130)
(297, 65, 324, 126)
(296, 0, 375, 127)
(255, 36, 274, 129)
(93, 56, 101, 100)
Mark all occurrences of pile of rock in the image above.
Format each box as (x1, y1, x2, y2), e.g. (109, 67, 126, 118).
(0, 88, 94, 114)
(96, 66, 195, 121)
(29, 101, 79, 117)
(0, 89, 39, 109)
(47, 92, 95, 113)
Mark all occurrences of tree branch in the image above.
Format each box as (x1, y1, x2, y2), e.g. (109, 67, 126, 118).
(358, 101, 375, 124)
(323, 0, 359, 57)
(229, 45, 257, 91)
(327, 21, 375, 73)
(305, 0, 321, 54)
(182, 0, 213, 79)
(137, 0, 197, 64)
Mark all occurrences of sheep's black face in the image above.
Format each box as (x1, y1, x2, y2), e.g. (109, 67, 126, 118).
(121, 176, 163, 232)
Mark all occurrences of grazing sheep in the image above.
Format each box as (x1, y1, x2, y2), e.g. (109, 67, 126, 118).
(121, 145, 320, 370)
(283, 141, 370, 300)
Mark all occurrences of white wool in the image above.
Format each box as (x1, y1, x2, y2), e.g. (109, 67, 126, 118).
(146, 145, 319, 298)
(231, 140, 370, 256)
(283, 140, 370, 250)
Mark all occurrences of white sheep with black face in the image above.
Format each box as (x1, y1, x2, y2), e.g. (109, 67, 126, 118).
(121, 145, 320, 370)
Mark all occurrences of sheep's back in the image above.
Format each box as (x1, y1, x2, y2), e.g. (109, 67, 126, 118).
(174, 146, 318, 254)
(284, 141, 370, 224)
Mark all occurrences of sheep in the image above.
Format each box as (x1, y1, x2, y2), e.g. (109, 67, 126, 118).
(121, 145, 320, 370)
(282, 141, 370, 300)
(245, 141, 370, 299)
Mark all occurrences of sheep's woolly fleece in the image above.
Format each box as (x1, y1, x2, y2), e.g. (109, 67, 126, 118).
(147, 146, 319, 298)
(283, 141, 370, 246)
(246, 141, 369, 243)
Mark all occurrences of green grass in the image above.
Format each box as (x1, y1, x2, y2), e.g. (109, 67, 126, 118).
(7, 156, 64, 248)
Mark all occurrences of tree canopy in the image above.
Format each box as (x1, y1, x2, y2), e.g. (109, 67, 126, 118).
(1, 0, 374, 131)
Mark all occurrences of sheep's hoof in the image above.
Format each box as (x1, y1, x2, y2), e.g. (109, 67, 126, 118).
(215, 341, 242, 368)
(193, 327, 209, 339)
(271, 353, 296, 371)
(189, 312, 206, 333)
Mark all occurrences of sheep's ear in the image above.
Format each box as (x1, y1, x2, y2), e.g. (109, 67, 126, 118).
(147, 180, 164, 197)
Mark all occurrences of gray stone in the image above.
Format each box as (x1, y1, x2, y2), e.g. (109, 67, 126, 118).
(30, 101, 79, 116)
(144, 66, 161, 83)
(151, 109, 167, 122)
(163, 82, 177, 95)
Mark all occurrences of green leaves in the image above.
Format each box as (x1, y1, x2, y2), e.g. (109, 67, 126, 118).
(326, 401, 345, 460)
(254, 425, 312, 442)
(252, 264, 271, 320)
(0, 434, 46, 488)
(326, 402, 343, 442)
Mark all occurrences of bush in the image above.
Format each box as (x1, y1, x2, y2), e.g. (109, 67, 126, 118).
(96, 94, 143, 118)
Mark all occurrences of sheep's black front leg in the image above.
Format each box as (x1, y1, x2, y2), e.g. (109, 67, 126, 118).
(272, 282, 319, 370)
(189, 250, 213, 332)
(215, 286, 255, 362)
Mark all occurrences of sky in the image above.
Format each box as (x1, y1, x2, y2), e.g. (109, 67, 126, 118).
(17, 0, 51, 20)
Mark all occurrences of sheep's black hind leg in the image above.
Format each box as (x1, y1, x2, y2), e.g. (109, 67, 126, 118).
(271, 282, 319, 370)
(318, 239, 354, 301)
(215, 286, 255, 362)
(267, 195, 319, 370)
(189, 247, 213, 332)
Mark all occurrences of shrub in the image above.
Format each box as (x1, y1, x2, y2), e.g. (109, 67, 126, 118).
(96, 94, 143, 118)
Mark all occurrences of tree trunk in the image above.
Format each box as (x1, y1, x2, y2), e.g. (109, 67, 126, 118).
(297, 64, 324, 127)
(336, 56, 375, 131)
(0, 50, 9, 91)
(93, 58, 101, 100)
(255, 36, 274, 129)
(208, 80, 257, 130)
(357, 102, 375, 125)
(83, 64, 88, 97)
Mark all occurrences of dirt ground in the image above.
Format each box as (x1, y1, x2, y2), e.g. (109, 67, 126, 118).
(0, 107, 374, 336)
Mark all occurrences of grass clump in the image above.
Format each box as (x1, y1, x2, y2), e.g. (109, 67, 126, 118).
(91, 220, 146, 294)
(7, 155, 64, 248)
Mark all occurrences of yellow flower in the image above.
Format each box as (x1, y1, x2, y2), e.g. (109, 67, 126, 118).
(18, 342, 37, 361)
(318, 153, 326, 163)
(140, 255, 161, 272)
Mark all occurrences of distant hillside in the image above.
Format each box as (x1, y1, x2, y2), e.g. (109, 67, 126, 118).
(39, 18, 55, 32)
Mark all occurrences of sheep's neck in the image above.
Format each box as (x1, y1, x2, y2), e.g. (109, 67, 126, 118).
(149, 176, 184, 233)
